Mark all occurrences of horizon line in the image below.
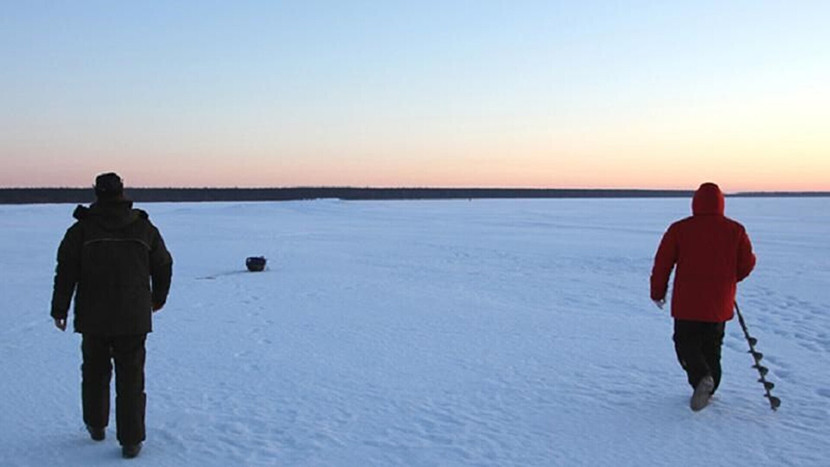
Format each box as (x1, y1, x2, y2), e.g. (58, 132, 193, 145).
(2, 185, 829, 194)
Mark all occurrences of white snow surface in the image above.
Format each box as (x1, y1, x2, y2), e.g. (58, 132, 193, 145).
(1, 198, 828, 466)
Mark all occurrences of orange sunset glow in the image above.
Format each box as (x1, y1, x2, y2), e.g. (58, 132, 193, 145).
(2, 3, 828, 191)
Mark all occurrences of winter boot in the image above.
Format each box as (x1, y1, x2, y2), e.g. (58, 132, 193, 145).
(122, 443, 142, 459)
(690, 375, 715, 411)
(86, 425, 105, 441)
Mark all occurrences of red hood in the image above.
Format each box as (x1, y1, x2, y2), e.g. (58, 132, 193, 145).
(692, 182, 724, 215)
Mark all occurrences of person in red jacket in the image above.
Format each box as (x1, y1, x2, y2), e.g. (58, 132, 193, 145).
(650, 182, 755, 411)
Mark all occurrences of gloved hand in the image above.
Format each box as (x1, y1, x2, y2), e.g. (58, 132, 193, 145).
(653, 299, 666, 310)
(54, 318, 67, 331)
(152, 302, 165, 312)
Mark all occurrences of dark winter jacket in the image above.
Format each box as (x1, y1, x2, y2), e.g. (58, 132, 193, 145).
(650, 183, 755, 323)
(51, 199, 173, 335)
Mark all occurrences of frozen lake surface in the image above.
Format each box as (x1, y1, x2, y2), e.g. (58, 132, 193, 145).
(1, 197, 828, 466)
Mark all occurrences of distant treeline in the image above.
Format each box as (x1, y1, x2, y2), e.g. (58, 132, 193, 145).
(0, 187, 826, 204)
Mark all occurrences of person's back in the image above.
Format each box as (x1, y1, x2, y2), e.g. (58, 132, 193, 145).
(60, 200, 170, 335)
(650, 182, 755, 410)
(651, 183, 755, 323)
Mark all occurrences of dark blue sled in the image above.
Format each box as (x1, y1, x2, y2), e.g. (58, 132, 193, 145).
(246, 256, 267, 272)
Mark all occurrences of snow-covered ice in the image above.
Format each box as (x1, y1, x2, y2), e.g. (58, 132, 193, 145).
(1, 197, 828, 466)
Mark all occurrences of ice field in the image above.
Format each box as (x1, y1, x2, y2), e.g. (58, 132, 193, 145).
(1, 197, 828, 466)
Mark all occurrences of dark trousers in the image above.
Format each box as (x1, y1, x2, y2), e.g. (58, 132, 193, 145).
(673, 320, 725, 393)
(81, 334, 147, 446)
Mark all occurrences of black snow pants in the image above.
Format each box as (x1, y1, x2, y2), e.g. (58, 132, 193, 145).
(81, 334, 147, 446)
(673, 319, 725, 393)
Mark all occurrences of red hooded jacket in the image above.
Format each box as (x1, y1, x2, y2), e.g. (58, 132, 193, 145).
(650, 183, 756, 322)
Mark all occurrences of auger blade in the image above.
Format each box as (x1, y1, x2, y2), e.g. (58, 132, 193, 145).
(753, 365, 769, 376)
(735, 302, 780, 412)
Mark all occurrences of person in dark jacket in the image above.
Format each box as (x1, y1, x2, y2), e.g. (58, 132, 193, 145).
(650, 182, 755, 411)
(51, 172, 173, 458)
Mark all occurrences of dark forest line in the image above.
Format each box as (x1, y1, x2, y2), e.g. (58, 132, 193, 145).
(0, 187, 827, 204)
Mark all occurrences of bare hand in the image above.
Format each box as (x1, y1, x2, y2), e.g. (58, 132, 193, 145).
(653, 299, 666, 310)
(54, 318, 67, 331)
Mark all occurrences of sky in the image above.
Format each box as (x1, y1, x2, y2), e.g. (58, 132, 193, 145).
(2, 1, 829, 191)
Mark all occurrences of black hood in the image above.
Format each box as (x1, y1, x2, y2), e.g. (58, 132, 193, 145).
(73, 199, 146, 230)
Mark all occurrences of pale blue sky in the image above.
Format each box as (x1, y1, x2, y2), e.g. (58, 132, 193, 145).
(2, 1, 828, 189)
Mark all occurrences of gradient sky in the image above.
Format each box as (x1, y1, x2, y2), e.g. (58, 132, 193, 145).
(2, 1, 828, 191)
